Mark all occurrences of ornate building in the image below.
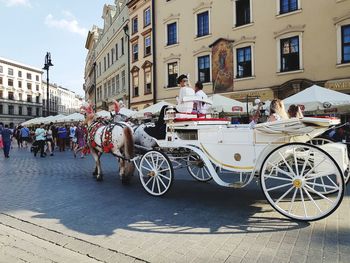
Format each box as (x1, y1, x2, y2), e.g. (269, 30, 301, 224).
(0, 57, 43, 126)
(155, 0, 350, 104)
(84, 0, 130, 111)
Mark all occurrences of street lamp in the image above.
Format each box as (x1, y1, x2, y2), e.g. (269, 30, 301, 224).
(43, 52, 53, 116)
(123, 24, 130, 109)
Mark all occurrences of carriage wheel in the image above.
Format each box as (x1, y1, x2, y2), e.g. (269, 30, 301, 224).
(187, 152, 212, 182)
(308, 137, 350, 187)
(139, 150, 173, 196)
(260, 143, 344, 221)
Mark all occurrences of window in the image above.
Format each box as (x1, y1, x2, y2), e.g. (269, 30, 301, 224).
(18, 81, 22, 88)
(36, 75, 39, 81)
(8, 92, 14, 100)
(99, 62, 102, 76)
(36, 96, 40, 103)
(0, 77, 2, 85)
(19, 93, 22, 101)
(167, 62, 178, 88)
(107, 53, 110, 68)
(8, 68, 13, 76)
(144, 8, 151, 27)
(0, 90, 2, 98)
(27, 107, 32, 116)
(36, 108, 40, 116)
(8, 105, 14, 115)
(27, 83, 32, 90)
(116, 74, 120, 94)
(236, 46, 252, 78)
(0, 104, 2, 114)
(104, 83, 107, 99)
(18, 106, 22, 115)
(132, 16, 138, 34)
(111, 48, 115, 64)
(236, 0, 250, 26)
(121, 70, 126, 91)
(132, 71, 139, 97)
(280, 36, 300, 72)
(27, 73, 32, 80)
(144, 67, 152, 94)
(121, 37, 125, 55)
(132, 43, 139, 62)
(112, 77, 116, 95)
(341, 25, 350, 63)
(115, 43, 119, 59)
(145, 36, 151, 56)
(8, 79, 13, 86)
(167, 22, 177, 45)
(108, 80, 111, 97)
(27, 95, 32, 102)
(18, 71, 22, 77)
(0, 66, 3, 73)
(280, 0, 298, 14)
(198, 55, 211, 83)
(104, 57, 106, 71)
(197, 11, 209, 37)
(36, 85, 39, 91)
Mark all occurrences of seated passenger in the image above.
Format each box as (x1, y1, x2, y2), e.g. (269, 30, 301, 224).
(267, 99, 289, 122)
(176, 74, 195, 113)
(288, 104, 304, 118)
(194, 81, 208, 114)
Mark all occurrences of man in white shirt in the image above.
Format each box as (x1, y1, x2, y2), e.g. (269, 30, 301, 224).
(194, 81, 208, 114)
(176, 74, 195, 113)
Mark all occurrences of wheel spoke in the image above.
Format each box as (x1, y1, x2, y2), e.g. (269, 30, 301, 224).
(275, 186, 295, 205)
(201, 169, 204, 179)
(151, 154, 156, 168)
(306, 182, 338, 191)
(145, 176, 154, 187)
(157, 159, 166, 170)
(267, 162, 294, 179)
(151, 175, 156, 192)
(266, 182, 292, 192)
(158, 168, 170, 173)
(304, 185, 335, 204)
(157, 175, 168, 189)
(303, 187, 323, 214)
(288, 188, 298, 213)
(300, 150, 311, 176)
(263, 175, 293, 182)
(293, 147, 299, 176)
(141, 165, 152, 172)
(300, 188, 308, 218)
(144, 158, 154, 169)
(305, 171, 334, 181)
(156, 176, 161, 193)
(278, 152, 296, 177)
(158, 173, 171, 181)
(303, 157, 327, 178)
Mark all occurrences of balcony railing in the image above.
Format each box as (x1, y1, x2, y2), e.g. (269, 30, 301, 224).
(0, 97, 43, 106)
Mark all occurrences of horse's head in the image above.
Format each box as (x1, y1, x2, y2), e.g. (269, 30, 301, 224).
(80, 101, 95, 125)
(113, 100, 120, 114)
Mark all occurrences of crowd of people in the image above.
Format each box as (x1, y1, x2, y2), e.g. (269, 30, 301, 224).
(0, 122, 87, 159)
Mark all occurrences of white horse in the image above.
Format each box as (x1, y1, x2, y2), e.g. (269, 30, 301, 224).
(81, 103, 135, 184)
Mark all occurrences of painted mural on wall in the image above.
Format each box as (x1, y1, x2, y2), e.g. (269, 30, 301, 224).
(211, 39, 234, 93)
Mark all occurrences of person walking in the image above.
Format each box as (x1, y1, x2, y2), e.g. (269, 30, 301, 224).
(1, 124, 13, 158)
(46, 125, 54, 156)
(34, 123, 46, 158)
(57, 125, 67, 152)
(20, 125, 30, 148)
(74, 123, 87, 158)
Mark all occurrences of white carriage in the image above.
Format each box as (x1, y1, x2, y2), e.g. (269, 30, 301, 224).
(132, 107, 349, 222)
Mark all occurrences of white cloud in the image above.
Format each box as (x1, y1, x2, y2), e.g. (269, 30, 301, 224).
(45, 12, 87, 37)
(1, 0, 31, 7)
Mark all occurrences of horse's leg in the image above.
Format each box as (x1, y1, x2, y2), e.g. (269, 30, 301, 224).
(91, 148, 103, 181)
(90, 148, 98, 177)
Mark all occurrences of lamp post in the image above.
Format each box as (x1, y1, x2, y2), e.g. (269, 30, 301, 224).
(123, 24, 130, 109)
(43, 52, 53, 116)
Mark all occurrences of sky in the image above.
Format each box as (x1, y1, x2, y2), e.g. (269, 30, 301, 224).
(0, 0, 114, 96)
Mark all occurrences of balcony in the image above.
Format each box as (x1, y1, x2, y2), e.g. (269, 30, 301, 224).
(0, 97, 43, 106)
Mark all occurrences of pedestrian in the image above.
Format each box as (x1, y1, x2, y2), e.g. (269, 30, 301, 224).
(34, 123, 46, 158)
(20, 125, 30, 148)
(14, 125, 23, 148)
(69, 123, 77, 151)
(74, 122, 87, 158)
(46, 125, 54, 156)
(1, 124, 13, 158)
(57, 125, 67, 152)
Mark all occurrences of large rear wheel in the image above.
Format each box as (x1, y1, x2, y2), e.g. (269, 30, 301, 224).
(260, 143, 344, 221)
(187, 152, 212, 182)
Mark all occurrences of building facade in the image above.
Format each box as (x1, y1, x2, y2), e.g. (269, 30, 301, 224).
(155, 0, 350, 104)
(127, 0, 154, 111)
(0, 57, 43, 126)
(42, 82, 83, 116)
(84, 0, 130, 112)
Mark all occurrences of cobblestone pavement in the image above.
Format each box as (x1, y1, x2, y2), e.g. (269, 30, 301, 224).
(0, 146, 349, 263)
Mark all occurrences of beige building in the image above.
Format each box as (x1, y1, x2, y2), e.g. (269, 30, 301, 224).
(0, 57, 43, 126)
(84, 0, 130, 111)
(155, 0, 350, 105)
(127, 0, 154, 111)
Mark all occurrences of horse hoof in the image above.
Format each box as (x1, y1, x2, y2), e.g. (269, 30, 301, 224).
(121, 177, 130, 185)
(96, 175, 103, 182)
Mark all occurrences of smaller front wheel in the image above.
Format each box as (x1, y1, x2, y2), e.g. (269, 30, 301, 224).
(139, 150, 173, 196)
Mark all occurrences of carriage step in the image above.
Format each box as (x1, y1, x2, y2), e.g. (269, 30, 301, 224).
(229, 182, 245, 188)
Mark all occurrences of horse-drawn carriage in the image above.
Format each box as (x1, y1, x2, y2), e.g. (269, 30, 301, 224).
(81, 101, 348, 222)
(132, 107, 349, 222)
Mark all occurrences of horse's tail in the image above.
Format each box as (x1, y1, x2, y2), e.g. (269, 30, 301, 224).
(123, 126, 134, 159)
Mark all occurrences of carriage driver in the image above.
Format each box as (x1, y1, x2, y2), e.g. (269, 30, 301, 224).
(176, 74, 195, 113)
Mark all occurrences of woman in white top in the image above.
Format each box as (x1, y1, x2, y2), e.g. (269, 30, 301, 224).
(267, 99, 289, 122)
(194, 81, 208, 114)
(176, 74, 195, 113)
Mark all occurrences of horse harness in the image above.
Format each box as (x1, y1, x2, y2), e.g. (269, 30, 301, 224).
(87, 121, 130, 159)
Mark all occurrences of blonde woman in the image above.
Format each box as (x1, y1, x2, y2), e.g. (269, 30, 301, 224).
(267, 99, 289, 122)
